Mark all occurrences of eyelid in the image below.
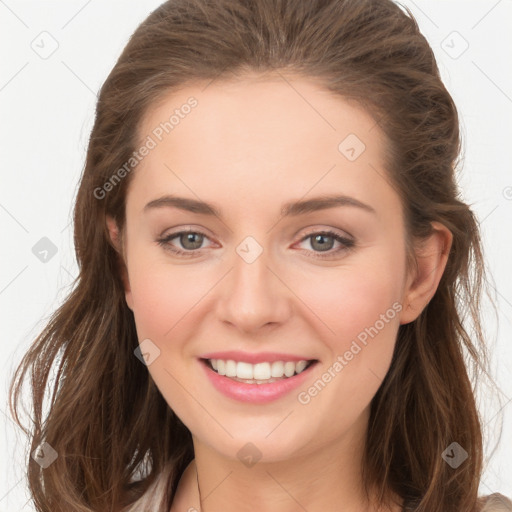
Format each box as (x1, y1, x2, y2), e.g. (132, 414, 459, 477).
(296, 225, 354, 242)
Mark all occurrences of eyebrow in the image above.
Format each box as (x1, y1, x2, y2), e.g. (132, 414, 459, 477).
(143, 194, 376, 218)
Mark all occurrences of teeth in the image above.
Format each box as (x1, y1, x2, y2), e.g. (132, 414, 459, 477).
(208, 358, 312, 380)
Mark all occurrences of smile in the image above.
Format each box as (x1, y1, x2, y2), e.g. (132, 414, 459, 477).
(199, 357, 319, 403)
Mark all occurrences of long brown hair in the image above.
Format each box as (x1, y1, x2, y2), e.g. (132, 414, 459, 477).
(9, 1, 501, 510)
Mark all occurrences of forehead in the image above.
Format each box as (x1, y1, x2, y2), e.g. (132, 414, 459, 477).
(127, 73, 397, 219)
(137, 72, 384, 154)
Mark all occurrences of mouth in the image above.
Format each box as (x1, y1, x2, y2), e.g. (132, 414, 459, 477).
(199, 356, 319, 403)
(200, 357, 318, 385)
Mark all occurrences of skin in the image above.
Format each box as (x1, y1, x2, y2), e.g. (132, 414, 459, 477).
(107, 71, 452, 512)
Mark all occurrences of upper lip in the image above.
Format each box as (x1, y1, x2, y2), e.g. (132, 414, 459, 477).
(199, 351, 318, 364)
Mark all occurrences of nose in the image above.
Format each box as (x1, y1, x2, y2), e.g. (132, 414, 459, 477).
(215, 241, 293, 334)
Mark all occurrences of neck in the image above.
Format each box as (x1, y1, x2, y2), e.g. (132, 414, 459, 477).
(171, 412, 400, 512)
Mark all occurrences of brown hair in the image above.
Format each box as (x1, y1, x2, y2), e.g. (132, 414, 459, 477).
(9, 0, 502, 511)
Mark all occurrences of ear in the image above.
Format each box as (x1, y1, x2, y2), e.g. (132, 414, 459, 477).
(106, 215, 133, 311)
(399, 221, 453, 325)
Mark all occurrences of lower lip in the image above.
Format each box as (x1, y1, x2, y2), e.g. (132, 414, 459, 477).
(200, 359, 318, 404)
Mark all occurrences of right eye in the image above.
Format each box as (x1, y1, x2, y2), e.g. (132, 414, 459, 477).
(156, 229, 213, 257)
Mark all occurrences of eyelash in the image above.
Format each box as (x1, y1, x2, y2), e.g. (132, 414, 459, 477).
(156, 228, 355, 260)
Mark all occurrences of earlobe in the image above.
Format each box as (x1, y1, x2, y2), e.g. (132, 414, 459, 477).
(399, 222, 453, 325)
(106, 215, 133, 311)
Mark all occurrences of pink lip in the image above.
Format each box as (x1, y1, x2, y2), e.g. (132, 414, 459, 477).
(199, 359, 318, 404)
(199, 350, 316, 364)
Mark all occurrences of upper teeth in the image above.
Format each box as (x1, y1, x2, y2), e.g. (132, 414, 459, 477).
(210, 359, 310, 379)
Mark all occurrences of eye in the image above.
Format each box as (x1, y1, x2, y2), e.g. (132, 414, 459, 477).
(156, 229, 213, 257)
(295, 229, 355, 259)
(156, 228, 355, 259)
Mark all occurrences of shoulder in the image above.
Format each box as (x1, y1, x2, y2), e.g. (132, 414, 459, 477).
(479, 493, 512, 512)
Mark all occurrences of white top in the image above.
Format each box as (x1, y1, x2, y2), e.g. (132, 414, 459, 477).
(121, 460, 200, 512)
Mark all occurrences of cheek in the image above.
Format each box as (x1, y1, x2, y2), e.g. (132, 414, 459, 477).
(125, 257, 210, 414)
(290, 259, 404, 440)
(127, 255, 210, 340)
(292, 251, 405, 353)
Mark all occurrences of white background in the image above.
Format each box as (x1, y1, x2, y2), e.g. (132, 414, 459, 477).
(1, 0, 511, 509)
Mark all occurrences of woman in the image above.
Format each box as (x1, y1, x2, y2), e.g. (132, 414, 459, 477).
(9, 0, 511, 511)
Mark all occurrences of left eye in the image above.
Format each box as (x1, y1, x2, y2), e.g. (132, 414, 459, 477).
(295, 231, 354, 255)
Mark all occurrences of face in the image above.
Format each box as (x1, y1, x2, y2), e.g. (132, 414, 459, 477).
(109, 72, 427, 465)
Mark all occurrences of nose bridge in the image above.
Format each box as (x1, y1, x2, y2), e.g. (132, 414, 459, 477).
(217, 234, 291, 331)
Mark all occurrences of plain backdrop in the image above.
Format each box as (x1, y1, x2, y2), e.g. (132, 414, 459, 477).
(1, 1, 511, 509)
